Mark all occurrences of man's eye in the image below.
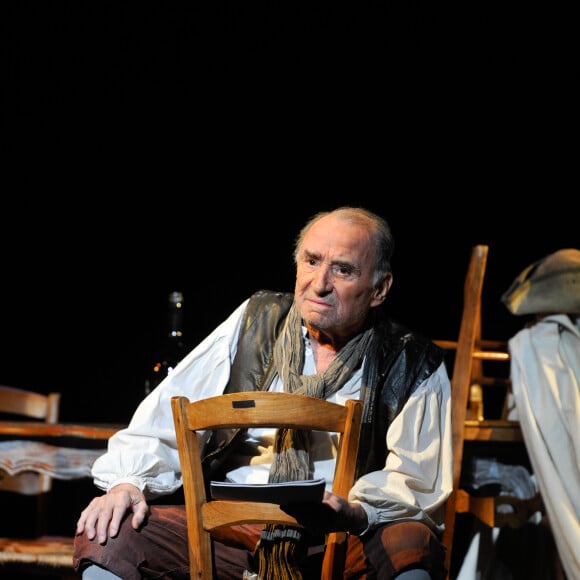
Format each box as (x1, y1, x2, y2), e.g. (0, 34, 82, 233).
(332, 265, 354, 277)
(301, 259, 318, 270)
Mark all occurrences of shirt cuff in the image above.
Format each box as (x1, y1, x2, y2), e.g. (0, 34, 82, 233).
(105, 476, 146, 493)
(353, 502, 378, 537)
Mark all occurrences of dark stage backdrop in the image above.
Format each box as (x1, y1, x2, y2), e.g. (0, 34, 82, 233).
(1, 198, 577, 424)
(2, 2, 577, 423)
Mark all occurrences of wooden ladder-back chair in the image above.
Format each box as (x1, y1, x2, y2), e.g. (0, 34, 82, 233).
(0, 385, 78, 578)
(171, 391, 363, 580)
(434, 245, 545, 578)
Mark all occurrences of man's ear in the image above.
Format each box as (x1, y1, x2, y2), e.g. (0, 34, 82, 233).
(371, 273, 393, 307)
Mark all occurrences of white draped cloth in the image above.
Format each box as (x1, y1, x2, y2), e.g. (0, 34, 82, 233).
(507, 313, 580, 579)
(0, 440, 104, 480)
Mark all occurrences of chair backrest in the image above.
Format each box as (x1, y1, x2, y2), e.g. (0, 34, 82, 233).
(0, 385, 61, 535)
(171, 391, 363, 580)
(0, 385, 60, 423)
(434, 245, 543, 578)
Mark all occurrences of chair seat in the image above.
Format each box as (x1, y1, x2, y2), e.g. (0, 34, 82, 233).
(0, 535, 74, 567)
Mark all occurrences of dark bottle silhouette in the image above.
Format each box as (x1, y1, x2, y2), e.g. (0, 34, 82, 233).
(144, 291, 187, 395)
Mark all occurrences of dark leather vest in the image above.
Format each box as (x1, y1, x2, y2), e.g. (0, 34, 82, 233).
(202, 290, 443, 482)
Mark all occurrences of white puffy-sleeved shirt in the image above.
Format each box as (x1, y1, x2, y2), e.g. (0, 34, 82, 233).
(92, 298, 453, 534)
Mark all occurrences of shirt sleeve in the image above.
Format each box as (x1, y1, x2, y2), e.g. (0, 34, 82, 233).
(91, 298, 250, 497)
(348, 362, 453, 535)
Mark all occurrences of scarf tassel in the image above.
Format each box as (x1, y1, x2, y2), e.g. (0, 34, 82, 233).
(257, 525, 306, 580)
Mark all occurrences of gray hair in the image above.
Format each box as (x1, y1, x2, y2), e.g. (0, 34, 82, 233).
(293, 206, 394, 287)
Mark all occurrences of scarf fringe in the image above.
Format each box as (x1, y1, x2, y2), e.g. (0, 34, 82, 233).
(257, 525, 305, 580)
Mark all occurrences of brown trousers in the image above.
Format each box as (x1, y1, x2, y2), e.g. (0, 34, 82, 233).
(74, 505, 446, 580)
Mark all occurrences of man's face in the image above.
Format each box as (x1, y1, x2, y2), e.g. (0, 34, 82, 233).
(294, 214, 390, 343)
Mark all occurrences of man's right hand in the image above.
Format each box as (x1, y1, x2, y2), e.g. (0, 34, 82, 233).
(75, 483, 149, 544)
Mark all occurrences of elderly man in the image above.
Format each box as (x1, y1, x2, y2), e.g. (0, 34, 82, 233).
(75, 206, 452, 580)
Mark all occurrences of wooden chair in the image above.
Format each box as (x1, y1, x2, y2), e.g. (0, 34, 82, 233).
(0, 385, 60, 532)
(434, 245, 546, 578)
(171, 391, 363, 580)
(0, 385, 78, 578)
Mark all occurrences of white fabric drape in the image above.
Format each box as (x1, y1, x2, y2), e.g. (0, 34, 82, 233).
(508, 313, 580, 579)
(0, 440, 104, 480)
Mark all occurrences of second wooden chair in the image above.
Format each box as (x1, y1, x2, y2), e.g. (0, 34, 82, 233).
(0, 385, 78, 579)
(434, 245, 546, 578)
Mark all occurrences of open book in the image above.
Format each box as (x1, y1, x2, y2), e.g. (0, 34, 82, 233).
(210, 477, 326, 504)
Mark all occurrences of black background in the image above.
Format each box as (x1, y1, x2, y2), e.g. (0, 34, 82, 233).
(2, 1, 578, 425)
(0, 2, 578, 554)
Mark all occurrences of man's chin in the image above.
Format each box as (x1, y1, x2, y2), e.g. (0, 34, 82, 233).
(303, 313, 331, 330)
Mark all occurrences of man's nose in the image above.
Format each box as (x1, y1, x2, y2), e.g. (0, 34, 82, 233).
(312, 266, 333, 293)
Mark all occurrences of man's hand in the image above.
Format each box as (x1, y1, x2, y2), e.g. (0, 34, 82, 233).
(282, 490, 368, 535)
(75, 483, 149, 544)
